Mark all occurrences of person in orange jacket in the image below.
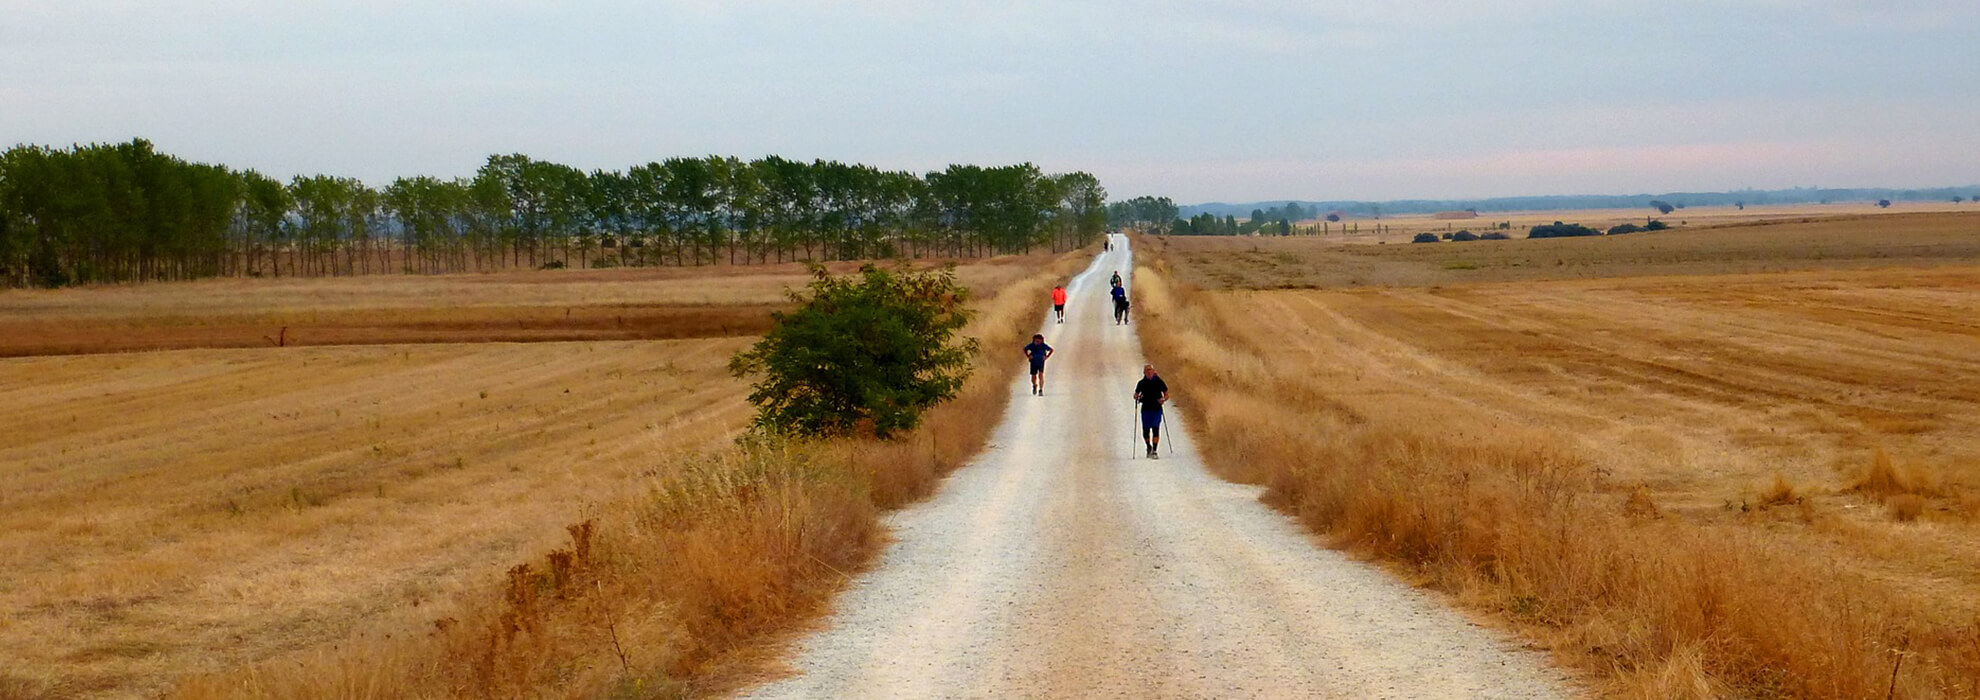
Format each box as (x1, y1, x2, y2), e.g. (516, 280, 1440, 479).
(1051, 284, 1069, 323)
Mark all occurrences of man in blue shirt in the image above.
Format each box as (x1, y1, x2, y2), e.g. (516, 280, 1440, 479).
(1022, 334, 1054, 396)
(1110, 282, 1130, 325)
(1134, 364, 1169, 458)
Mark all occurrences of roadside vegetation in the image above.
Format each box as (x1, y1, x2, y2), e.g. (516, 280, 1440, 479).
(1132, 225, 1980, 698)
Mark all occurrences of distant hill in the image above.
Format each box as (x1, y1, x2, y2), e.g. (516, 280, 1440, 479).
(1180, 186, 1980, 219)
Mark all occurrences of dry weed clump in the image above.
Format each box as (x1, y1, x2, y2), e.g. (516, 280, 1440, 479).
(1756, 473, 1802, 508)
(1130, 250, 1980, 699)
(172, 251, 1087, 697)
(1622, 485, 1662, 520)
(1852, 448, 1939, 498)
(1886, 494, 1928, 523)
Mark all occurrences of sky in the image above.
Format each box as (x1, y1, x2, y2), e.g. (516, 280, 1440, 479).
(3, 0, 1976, 203)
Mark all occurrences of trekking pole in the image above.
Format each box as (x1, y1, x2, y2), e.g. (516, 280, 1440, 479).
(1131, 399, 1139, 459)
(1158, 404, 1170, 456)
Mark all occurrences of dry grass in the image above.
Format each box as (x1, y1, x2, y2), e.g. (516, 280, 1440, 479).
(1888, 495, 1928, 523)
(1133, 233, 1980, 698)
(1853, 449, 1940, 498)
(1756, 474, 1801, 508)
(0, 251, 1081, 698)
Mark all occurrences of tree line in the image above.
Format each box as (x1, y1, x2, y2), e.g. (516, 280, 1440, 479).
(1106, 195, 1178, 230)
(0, 139, 1109, 288)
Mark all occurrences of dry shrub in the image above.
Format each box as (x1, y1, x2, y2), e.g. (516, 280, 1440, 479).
(1757, 473, 1801, 508)
(1622, 486, 1662, 520)
(1852, 447, 1938, 497)
(172, 250, 1089, 698)
(1131, 252, 1980, 699)
(1887, 494, 1927, 523)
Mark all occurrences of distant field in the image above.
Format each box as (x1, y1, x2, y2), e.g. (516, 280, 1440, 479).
(0, 254, 1052, 698)
(0, 257, 1045, 356)
(1153, 210, 1980, 289)
(1136, 212, 1980, 696)
(1290, 200, 1978, 244)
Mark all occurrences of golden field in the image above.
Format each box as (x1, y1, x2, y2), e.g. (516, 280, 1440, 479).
(1292, 200, 1978, 245)
(0, 252, 1071, 699)
(0, 259, 1043, 356)
(1135, 211, 1980, 697)
(1165, 211, 1980, 288)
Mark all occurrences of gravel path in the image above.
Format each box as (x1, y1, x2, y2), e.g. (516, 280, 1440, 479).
(740, 236, 1573, 698)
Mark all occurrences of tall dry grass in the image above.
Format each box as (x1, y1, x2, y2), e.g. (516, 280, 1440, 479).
(1130, 251, 1980, 699)
(164, 254, 1089, 699)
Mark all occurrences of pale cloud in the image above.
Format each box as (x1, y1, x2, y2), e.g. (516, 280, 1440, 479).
(1, 0, 1973, 201)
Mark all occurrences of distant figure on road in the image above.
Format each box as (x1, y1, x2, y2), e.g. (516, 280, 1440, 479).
(1051, 285, 1068, 324)
(1103, 240, 1111, 252)
(1111, 282, 1130, 325)
(1134, 364, 1169, 458)
(1109, 270, 1122, 288)
(1023, 334, 1054, 396)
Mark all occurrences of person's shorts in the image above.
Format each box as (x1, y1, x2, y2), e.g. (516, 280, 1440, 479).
(1029, 361, 1046, 375)
(1141, 409, 1163, 430)
(1053, 304, 1065, 313)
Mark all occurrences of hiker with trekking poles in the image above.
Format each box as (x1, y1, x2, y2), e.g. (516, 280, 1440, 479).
(1134, 364, 1169, 458)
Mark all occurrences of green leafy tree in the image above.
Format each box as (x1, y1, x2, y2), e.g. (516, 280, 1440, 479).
(1055, 172, 1107, 251)
(729, 264, 978, 438)
(235, 170, 290, 277)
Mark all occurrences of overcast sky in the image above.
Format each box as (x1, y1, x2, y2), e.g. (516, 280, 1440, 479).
(4, 0, 1975, 203)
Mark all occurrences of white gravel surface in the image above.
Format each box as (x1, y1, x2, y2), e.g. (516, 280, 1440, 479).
(740, 236, 1573, 698)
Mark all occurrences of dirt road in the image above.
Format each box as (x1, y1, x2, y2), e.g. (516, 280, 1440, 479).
(741, 236, 1570, 698)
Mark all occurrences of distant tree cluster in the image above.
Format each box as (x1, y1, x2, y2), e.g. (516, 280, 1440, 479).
(1606, 221, 1669, 235)
(1165, 201, 1309, 236)
(0, 139, 1109, 289)
(1527, 221, 1605, 239)
(1260, 202, 1310, 222)
(1170, 213, 1241, 236)
(1106, 196, 1178, 230)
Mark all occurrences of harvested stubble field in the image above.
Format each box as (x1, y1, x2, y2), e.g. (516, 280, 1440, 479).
(0, 259, 1041, 357)
(1136, 211, 1980, 697)
(1164, 210, 1980, 289)
(0, 252, 1067, 699)
(1297, 201, 1977, 246)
